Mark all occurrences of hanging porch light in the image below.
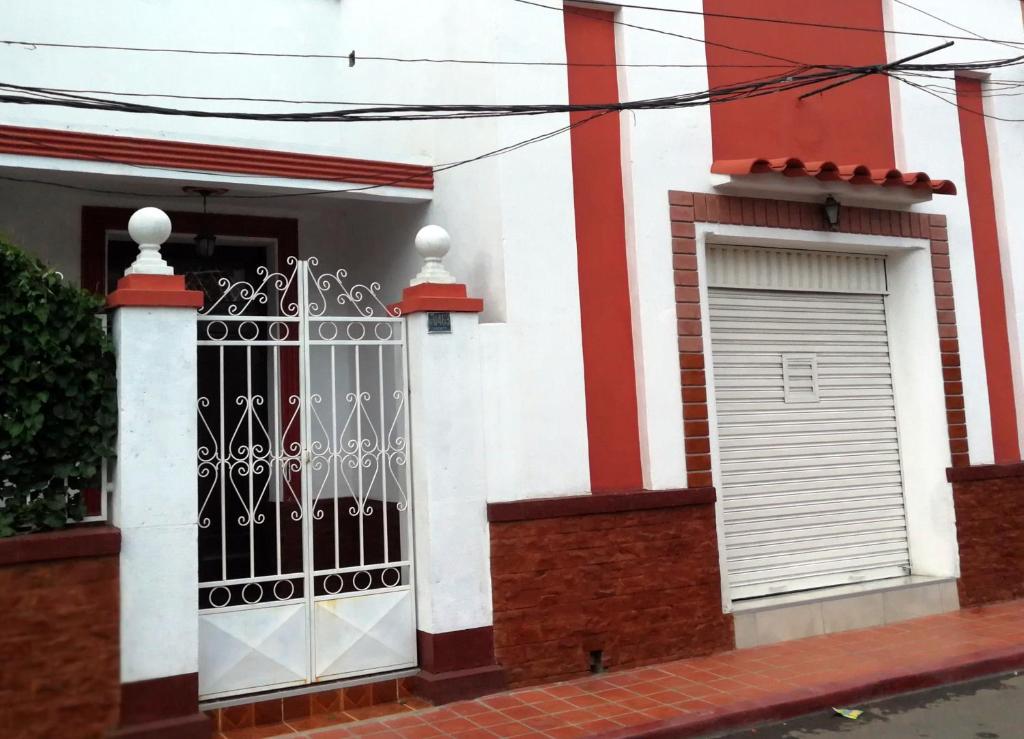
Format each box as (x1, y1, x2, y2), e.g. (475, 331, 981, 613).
(823, 195, 841, 231)
(183, 186, 228, 257)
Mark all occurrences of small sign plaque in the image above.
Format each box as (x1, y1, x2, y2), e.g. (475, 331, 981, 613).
(428, 312, 452, 334)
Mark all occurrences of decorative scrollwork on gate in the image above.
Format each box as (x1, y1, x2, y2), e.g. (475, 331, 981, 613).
(196, 258, 412, 612)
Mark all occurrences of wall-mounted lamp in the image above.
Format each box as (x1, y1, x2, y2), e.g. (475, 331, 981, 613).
(823, 195, 841, 231)
(183, 186, 228, 257)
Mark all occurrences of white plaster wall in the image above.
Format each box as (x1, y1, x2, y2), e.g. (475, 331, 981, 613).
(886, 244, 959, 577)
(5, 0, 1023, 506)
(886, 0, 1024, 465)
(616, 1, 714, 490)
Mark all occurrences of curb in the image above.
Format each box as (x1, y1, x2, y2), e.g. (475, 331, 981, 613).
(595, 644, 1024, 738)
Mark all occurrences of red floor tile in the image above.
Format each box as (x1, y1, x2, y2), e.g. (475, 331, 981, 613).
(284, 599, 1024, 739)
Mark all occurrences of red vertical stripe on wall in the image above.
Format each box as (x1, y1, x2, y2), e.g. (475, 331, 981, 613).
(564, 9, 643, 492)
(955, 77, 1020, 463)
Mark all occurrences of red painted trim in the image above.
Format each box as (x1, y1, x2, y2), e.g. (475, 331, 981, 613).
(487, 488, 716, 523)
(564, 8, 644, 493)
(409, 665, 506, 706)
(955, 78, 1020, 463)
(107, 274, 204, 309)
(0, 524, 120, 566)
(0, 123, 433, 189)
(119, 673, 201, 727)
(110, 715, 211, 739)
(417, 627, 497, 674)
(391, 282, 484, 315)
(947, 461, 1024, 483)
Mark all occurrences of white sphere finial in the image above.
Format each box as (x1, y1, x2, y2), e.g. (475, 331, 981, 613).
(411, 225, 456, 286)
(125, 207, 174, 276)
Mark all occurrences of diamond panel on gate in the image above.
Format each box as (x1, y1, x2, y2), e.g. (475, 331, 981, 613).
(199, 603, 308, 698)
(314, 589, 416, 680)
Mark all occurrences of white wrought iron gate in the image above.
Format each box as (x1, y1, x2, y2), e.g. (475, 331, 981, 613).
(195, 258, 416, 700)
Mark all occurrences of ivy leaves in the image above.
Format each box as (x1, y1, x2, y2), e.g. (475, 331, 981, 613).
(0, 242, 116, 536)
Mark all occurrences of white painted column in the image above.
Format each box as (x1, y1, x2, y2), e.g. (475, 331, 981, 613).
(112, 308, 199, 683)
(399, 227, 504, 701)
(408, 308, 491, 634)
(402, 226, 492, 635)
(107, 209, 205, 694)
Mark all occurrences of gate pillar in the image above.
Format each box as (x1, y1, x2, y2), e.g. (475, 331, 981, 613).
(105, 208, 210, 738)
(396, 226, 506, 703)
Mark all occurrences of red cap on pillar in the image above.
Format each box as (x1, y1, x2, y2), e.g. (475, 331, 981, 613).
(105, 207, 203, 309)
(390, 225, 483, 315)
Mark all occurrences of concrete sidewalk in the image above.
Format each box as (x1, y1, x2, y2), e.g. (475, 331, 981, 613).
(221, 599, 1024, 738)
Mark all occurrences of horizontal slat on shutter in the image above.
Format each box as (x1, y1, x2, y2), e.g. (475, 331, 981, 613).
(722, 473, 904, 498)
(724, 514, 907, 545)
(708, 264, 910, 601)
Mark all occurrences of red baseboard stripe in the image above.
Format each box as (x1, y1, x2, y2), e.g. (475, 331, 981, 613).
(487, 488, 716, 523)
(948, 461, 1024, 483)
(0, 524, 120, 566)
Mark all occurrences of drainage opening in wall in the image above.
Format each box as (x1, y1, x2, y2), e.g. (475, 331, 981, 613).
(589, 650, 605, 674)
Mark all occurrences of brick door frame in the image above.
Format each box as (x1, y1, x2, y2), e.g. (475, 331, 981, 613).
(667, 190, 964, 608)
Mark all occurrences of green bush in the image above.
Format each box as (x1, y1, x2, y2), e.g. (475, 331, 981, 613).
(0, 240, 116, 536)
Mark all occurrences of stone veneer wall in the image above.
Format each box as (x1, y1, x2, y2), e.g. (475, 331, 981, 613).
(0, 526, 121, 738)
(949, 464, 1024, 607)
(488, 492, 733, 688)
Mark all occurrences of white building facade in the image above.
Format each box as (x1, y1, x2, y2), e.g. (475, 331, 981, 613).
(3, 1, 1024, 735)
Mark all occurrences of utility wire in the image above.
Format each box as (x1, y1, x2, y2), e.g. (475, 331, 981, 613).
(892, 0, 1024, 54)
(0, 61, 890, 202)
(0, 0, 807, 69)
(358, 55, 792, 69)
(511, 0, 803, 65)
(798, 41, 952, 100)
(0, 40, 798, 70)
(890, 72, 1024, 122)
(2, 1, 1020, 71)
(528, 0, 1024, 50)
(3, 55, 976, 123)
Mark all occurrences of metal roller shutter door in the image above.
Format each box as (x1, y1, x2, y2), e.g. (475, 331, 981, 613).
(708, 247, 911, 601)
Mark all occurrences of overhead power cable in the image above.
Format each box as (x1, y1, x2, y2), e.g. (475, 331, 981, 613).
(0, 57, 921, 202)
(512, 0, 802, 65)
(2, 1, 1019, 73)
(797, 41, 952, 100)
(5, 44, 997, 124)
(0, 40, 799, 70)
(891, 0, 1024, 54)
(0, 0, 807, 69)
(516, 0, 1024, 50)
(889, 73, 1024, 123)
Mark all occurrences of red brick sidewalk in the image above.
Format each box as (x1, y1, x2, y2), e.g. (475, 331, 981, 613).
(225, 599, 1024, 738)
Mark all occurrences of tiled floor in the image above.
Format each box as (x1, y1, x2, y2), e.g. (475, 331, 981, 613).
(229, 599, 1024, 738)
(215, 698, 431, 738)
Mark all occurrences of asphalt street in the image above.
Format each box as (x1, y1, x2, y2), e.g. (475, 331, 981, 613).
(716, 671, 1024, 738)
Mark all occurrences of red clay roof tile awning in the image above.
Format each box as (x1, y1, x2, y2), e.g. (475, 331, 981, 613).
(712, 157, 956, 196)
